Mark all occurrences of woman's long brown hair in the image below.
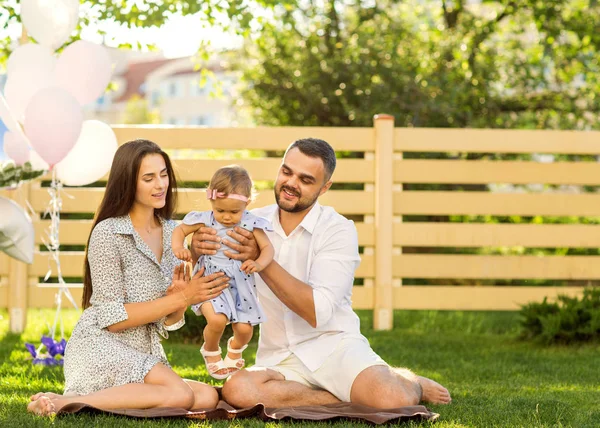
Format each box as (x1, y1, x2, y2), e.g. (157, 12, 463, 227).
(81, 139, 178, 309)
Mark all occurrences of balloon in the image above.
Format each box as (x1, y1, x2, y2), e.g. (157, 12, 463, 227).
(55, 40, 112, 105)
(56, 120, 118, 186)
(29, 149, 50, 171)
(0, 196, 34, 264)
(3, 132, 30, 165)
(0, 119, 7, 161)
(0, 92, 26, 135)
(4, 53, 56, 122)
(21, 0, 80, 50)
(23, 87, 83, 167)
(7, 44, 56, 79)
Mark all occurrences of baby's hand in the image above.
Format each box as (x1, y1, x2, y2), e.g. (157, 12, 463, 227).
(174, 248, 192, 262)
(241, 260, 262, 274)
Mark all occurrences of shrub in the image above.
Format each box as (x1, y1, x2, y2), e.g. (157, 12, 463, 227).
(519, 287, 600, 345)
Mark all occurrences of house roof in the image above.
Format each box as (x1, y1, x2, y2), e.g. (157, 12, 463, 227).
(114, 58, 175, 103)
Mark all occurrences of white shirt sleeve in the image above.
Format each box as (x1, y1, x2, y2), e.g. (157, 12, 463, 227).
(309, 221, 361, 328)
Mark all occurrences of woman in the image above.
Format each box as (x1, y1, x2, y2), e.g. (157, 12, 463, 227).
(28, 140, 230, 416)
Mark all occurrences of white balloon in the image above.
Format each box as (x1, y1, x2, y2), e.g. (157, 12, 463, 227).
(0, 196, 34, 264)
(0, 92, 25, 135)
(7, 44, 56, 79)
(56, 120, 118, 186)
(3, 132, 30, 166)
(5, 67, 56, 123)
(21, 0, 80, 50)
(55, 40, 112, 105)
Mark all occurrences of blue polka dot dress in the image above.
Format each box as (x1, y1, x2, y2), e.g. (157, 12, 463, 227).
(184, 210, 271, 326)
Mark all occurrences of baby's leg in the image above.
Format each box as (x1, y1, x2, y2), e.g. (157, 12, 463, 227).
(200, 303, 228, 364)
(228, 322, 254, 360)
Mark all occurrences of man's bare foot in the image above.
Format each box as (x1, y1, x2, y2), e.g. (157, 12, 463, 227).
(27, 396, 56, 416)
(417, 376, 451, 404)
(30, 392, 61, 401)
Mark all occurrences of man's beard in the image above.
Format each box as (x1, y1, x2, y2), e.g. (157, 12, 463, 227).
(274, 185, 319, 213)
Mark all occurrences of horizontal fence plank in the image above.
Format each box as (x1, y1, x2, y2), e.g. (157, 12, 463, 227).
(395, 159, 600, 185)
(395, 128, 600, 154)
(392, 286, 585, 310)
(393, 254, 600, 279)
(351, 286, 374, 309)
(173, 158, 374, 183)
(16, 283, 585, 311)
(395, 192, 600, 216)
(17, 283, 374, 309)
(35, 221, 92, 246)
(50, 158, 375, 184)
(36, 220, 376, 247)
(112, 126, 374, 151)
(31, 188, 374, 215)
(30, 252, 375, 278)
(394, 223, 600, 248)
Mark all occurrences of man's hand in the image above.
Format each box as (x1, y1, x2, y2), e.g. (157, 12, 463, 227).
(190, 226, 221, 261)
(222, 226, 259, 261)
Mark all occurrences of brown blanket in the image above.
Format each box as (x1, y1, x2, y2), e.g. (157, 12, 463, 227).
(58, 400, 439, 424)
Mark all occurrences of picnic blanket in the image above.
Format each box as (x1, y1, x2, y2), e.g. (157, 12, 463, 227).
(57, 400, 439, 424)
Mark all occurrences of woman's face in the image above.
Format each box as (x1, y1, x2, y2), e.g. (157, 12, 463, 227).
(135, 154, 169, 210)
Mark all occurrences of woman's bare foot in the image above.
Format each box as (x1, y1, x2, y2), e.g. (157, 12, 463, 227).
(27, 396, 56, 416)
(30, 392, 61, 401)
(417, 376, 452, 404)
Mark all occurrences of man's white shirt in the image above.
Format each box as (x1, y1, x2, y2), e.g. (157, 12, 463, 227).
(251, 202, 362, 372)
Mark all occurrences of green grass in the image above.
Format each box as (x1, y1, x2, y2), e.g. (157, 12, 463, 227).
(1, 309, 598, 427)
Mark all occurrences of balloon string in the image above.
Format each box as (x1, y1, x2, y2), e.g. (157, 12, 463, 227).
(43, 169, 78, 342)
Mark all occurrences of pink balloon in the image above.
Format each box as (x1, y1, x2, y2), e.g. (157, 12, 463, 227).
(23, 87, 82, 167)
(55, 40, 112, 105)
(4, 132, 31, 166)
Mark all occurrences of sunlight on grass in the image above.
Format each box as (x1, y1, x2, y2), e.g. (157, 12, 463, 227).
(1, 309, 598, 427)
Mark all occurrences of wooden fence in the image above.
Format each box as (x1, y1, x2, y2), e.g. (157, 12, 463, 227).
(2, 115, 599, 331)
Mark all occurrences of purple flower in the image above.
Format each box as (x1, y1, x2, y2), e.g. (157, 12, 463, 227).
(25, 336, 67, 366)
(25, 343, 37, 358)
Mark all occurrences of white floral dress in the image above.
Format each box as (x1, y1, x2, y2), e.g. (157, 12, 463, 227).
(63, 215, 184, 395)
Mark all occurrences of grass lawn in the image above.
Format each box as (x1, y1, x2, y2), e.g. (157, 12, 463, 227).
(0, 308, 598, 427)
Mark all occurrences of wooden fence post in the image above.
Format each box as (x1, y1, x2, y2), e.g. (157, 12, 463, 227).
(8, 184, 30, 333)
(373, 114, 394, 330)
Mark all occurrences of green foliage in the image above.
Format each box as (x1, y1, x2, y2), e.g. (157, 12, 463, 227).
(237, 0, 600, 130)
(0, 161, 45, 188)
(520, 287, 600, 345)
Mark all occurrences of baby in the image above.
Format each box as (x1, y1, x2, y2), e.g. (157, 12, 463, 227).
(172, 165, 273, 379)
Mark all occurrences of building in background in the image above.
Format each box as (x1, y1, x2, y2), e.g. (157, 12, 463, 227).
(83, 49, 248, 126)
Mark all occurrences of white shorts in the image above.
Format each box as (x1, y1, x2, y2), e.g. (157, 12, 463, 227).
(249, 334, 388, 402)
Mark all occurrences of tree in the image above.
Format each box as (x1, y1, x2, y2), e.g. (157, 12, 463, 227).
(0, 0, 293, 64)
(236, 0, 600, 130)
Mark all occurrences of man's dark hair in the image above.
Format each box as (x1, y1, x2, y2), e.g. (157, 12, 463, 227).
(285, 138, 336, 181)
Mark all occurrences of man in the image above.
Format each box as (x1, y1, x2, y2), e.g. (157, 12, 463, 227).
(191, 138, 451, 408)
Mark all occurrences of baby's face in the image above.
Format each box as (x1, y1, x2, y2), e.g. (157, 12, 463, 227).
(211, 198, 248, 227)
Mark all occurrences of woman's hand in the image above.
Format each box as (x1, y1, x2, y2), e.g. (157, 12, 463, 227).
(165, 263, 190, 324)
(166, 263, 191, 296)
(183, 266, 230, 305)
